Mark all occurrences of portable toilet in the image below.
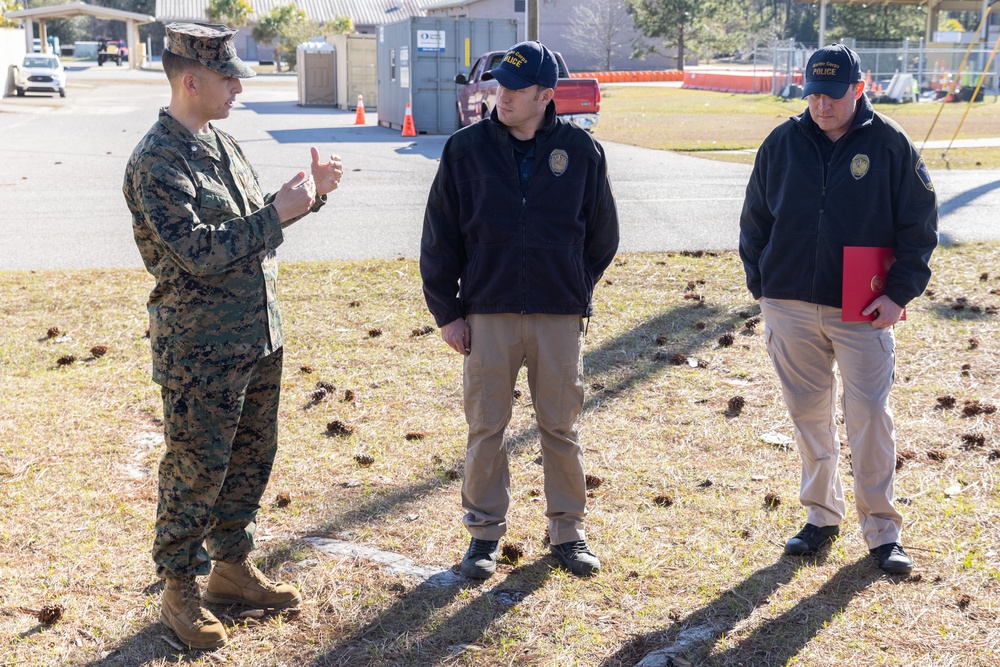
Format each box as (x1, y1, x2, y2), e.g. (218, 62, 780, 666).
(377, 17, 517, 135)
(326, 33, 377, 110)
(297, 41, 336, 106)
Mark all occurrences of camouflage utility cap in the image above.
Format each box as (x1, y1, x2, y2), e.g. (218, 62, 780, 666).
(166, 23, 256, 79)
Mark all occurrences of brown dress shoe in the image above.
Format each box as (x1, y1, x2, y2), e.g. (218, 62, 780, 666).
(204, 557, 301, 609)
(160, 575, 227, 650)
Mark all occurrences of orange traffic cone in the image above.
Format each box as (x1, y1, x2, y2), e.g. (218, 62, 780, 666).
(401, 102, 416, 137)
(354, 95, 366, 125)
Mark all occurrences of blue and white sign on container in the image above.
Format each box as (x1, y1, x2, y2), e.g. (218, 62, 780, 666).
(417, 30, 445, 52)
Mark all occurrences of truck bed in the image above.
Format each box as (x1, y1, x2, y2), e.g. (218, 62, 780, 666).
(456, 51, 600, 131)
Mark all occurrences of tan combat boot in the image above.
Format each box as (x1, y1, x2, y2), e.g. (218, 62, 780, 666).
(160, 575, 227, 650)
(205, 557, 301, 609)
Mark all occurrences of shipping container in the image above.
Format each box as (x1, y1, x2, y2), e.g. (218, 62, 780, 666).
(377, 17, 517, 135)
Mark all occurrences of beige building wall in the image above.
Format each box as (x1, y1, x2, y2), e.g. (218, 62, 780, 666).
(1, 27, 28, 97)
(425, 0, 678, 71)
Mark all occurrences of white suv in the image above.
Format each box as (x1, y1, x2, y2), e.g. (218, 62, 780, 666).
(12, 53, 67, 97)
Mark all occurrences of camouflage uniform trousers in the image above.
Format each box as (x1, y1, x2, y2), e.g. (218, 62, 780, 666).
(153, 347, 283, 578)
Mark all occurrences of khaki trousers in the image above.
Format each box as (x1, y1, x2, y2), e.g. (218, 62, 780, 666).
(461, 313, 587, 545)
(760, 298, 902, 549)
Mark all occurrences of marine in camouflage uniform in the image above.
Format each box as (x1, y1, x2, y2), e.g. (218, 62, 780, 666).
(122, 23, 343, 649)
(125, 104, 290, 575)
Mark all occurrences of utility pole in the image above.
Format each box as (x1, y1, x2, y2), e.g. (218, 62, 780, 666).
(528, 0, 539, 41)
(818, 0, 827, 47)
(982, 0, 994, 94)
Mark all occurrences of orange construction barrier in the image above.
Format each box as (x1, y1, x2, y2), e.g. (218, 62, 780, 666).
(579, 69, 683, 83)
(401, 102, 416, 137)
(682, 69, 803, 93)
(354, 95, 366, 125)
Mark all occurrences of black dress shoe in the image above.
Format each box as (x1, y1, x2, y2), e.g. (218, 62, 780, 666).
(783, 523, 840, 556)
(870, 542, 913, 574)
(550, 540, 601, 577)
(460, 538, 499, 579)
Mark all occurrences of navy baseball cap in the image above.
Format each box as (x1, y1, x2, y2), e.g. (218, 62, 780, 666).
(483, 41, 558, 90)
(803, 43, 862, 99)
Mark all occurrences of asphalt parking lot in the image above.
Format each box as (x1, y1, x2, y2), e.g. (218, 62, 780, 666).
(1, 64, 998, 271)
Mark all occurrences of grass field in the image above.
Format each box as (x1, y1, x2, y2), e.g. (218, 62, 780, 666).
(593, 85, 1000, 169)
(2, 81, 999, 665)
(1, 242, 999, 665)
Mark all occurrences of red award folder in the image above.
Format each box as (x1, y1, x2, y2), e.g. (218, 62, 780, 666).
(842, 246, 906, 322)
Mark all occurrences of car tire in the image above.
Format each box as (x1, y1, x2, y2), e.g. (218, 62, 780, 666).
(59, 88, 66, 98)
(15, 87, 24, 96)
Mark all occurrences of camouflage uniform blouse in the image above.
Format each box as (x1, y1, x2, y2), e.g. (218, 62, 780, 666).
(123, 109, 313, 388)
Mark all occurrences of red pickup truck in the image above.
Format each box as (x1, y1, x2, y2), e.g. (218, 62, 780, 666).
(455, 51, 600, 131)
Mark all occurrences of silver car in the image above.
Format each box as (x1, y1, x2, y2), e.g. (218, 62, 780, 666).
(12, 53, 67, 97)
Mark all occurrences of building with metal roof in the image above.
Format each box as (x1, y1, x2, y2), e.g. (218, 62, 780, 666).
(420, 0, 678, 71)
(155, 0, 446, 61)
(155, 0, 441, 33)
(154, 0, 681, 71)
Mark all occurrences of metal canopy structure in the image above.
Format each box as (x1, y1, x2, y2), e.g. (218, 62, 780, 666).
(798, 0, 988, 5)
(796, 0, 994, 46)
(6, 1, 156, 69)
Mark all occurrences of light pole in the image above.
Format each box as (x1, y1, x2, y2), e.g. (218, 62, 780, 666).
(818, 0, 827, 47)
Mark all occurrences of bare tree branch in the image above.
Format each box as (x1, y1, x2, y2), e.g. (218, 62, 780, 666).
(565, 0, 635, 70)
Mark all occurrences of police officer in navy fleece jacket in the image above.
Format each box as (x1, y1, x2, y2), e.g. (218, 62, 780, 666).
(740, 43, 937, 575)
(421, 40, 619, 581)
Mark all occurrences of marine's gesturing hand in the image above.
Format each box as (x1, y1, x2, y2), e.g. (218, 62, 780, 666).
(273, 171, 316, 223)
(311, 146, 344, 196)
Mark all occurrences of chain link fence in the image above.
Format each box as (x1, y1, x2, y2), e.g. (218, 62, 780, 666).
(748, 38, 1000, 101)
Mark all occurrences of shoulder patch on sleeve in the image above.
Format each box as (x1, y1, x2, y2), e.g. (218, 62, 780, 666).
(915, 156, 934, 192)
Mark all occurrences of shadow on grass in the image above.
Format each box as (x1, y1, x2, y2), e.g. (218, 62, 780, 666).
(83, 560, 551, 666)
(306, 300, 748, 535)
(599, 556, 882, 667)
(927, 301, 998, 321)
(83, 619, 208, 665)
(87, 283, 756, 664)
(308, 558, 553, 666)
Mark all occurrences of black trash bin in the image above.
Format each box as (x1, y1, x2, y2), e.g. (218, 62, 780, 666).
(781, 83, 803, 99)
(959, 85, 984, 102)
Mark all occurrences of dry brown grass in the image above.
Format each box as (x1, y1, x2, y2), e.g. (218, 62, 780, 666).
(594, 86, 1000, 169)
(1, 244, 999, 666)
